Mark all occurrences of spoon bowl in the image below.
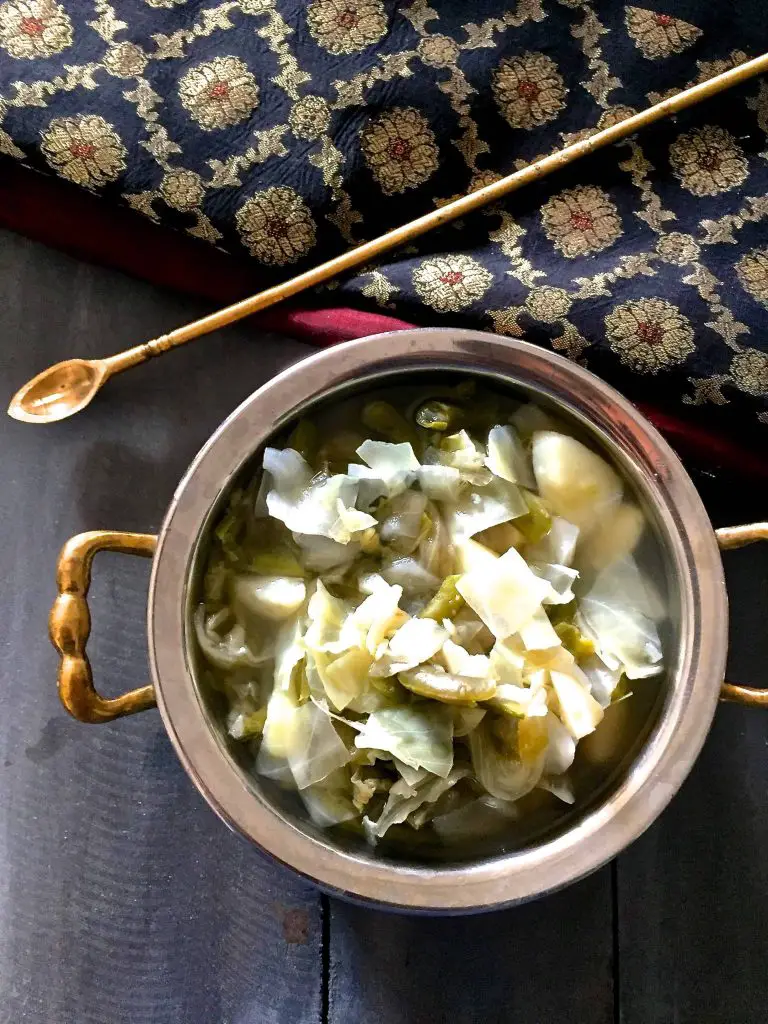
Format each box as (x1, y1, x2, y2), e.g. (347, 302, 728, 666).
(7, 358, 109, 424)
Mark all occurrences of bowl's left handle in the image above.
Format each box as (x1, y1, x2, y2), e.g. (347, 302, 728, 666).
(50, 531, 158, 723)
(717, 522, 768, 709)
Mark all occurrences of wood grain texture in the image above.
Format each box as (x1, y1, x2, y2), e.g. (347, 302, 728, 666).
(616, 473, 768, 1024)
(328, 870, 614, 1024)
(2, 227, 767, 1024)
(0, 229, 321, 1024)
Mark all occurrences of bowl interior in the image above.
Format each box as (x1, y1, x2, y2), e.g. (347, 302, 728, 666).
(187, 367, 676, 869)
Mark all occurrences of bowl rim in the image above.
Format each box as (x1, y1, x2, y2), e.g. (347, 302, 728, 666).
(148, 328, 727, 911)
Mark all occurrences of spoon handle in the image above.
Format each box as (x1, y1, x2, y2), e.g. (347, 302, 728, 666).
(96, 51, 768, 373)
(103, 333, 180, 375)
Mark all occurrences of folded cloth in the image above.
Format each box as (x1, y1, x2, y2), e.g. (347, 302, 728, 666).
(0, 0, 766, 446)
(3, 163, 767, 483)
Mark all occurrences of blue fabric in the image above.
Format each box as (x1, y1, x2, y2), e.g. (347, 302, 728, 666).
(1, 0, 767, 434)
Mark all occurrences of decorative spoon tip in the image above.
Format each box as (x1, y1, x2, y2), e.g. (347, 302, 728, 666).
(7, 358, 106, 424)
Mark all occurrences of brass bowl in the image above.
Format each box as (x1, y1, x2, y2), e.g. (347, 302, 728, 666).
(50, 329, 767, 912)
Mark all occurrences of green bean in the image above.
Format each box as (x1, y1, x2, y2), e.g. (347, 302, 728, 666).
(415, 400, 463, 432)
(203, 559, 230, 604)
(517, 715, 549, 761)
(247, 551, 306, 577)
(370, 675, 403, 700)
(359, 527, 381, 555)
(362, 401, 417, 444)
(515, 489, 553, 544)
(286, 418, 318, 461)
(214, 489, 244, 557)
(451, 379, 476, 401)
(419, 574, 465, 622)
(238, 707, 267, 739)
(554, 621, 595, 660)
(399, 667, 496, 704)
(493, 698, 526, 719)
(317, 429, 366, 467)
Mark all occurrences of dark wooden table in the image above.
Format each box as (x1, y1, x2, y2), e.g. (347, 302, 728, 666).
(0, 228, 766, 1024)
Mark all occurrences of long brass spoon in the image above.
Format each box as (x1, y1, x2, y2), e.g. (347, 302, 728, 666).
(9, 51, 768, 424)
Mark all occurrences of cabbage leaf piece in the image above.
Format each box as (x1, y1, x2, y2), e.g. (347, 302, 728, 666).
(322, 647, 374, 711)
(233, 575, 307, 622)
(380, 556, 440, 595)
(378, 489, 427, 553)
(371, 618, 448, 677)
(356, 440, 420, 497)
(300, 767, 358, 827)
(441, 639, 492, 678)
(354, 705, 454, 778)
(264, 446, 375, 545)
(346, 463, 389, 508)
(488, 634, 526, 687)
(293, 532, 358, 571)
(529, 563, 578, 605)
(273, 619, 305, 693)
(426, 431, 491, 485)
(578, 502, 645, 572)
(577, 555, 664, 679)
(194, 607, 267, 671)
(456, 546, 555, 639)
(432, 793, 519, 840)
(485, 424, 536, 489)
(279, 699, 352, 790)
(579, 652, 624, 707)
(518, 606, 562, 651)
(337, 577, 406, 655)
(261, 689, 301, 761)
(543, 711, 576, 775)
(469, 719, 546, 801)
(304, 580, 352, 654)
(531, 431, 622, 531)
(538, 775, 575, 805)
(525, 516, 579, 567)
(550, 668, 604, 739)
(331, 502, 378, 544)
(489, 682, 549, 719)
(418, 464, 463, 502)
(449, 478, 527, 539)
(367, 767, 468, 839)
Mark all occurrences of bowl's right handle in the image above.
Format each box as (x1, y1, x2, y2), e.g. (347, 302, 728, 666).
(716, 523, 768, 708)
(50, 531, 158, 722)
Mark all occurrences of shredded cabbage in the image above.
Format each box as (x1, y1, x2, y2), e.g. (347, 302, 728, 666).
(198, 390, 666, 848)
